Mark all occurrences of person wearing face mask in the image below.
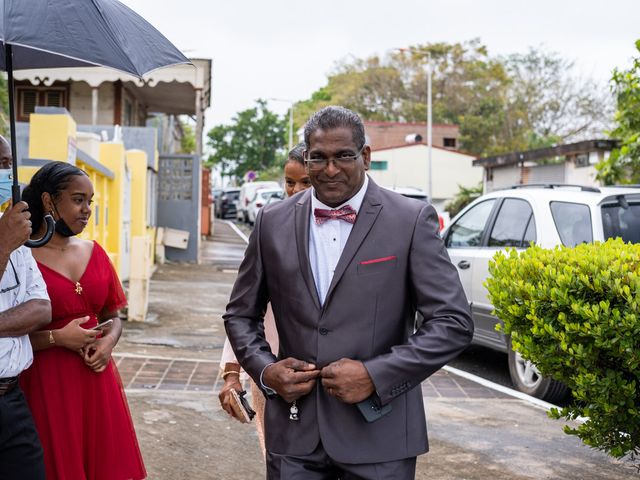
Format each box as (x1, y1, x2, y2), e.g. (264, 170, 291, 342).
(18, 161, 146, 480)
(0, 135, 52, 479)
(218, 143, 311, 456)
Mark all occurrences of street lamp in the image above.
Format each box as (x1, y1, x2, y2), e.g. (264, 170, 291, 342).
(426, 52, 433, 203)
(269, 98, 294, 151)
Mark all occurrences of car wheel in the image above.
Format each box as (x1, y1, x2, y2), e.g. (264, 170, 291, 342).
(508, 347, 569, 403)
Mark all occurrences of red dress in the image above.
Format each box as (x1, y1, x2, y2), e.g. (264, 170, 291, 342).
(20, 241, 146, 480)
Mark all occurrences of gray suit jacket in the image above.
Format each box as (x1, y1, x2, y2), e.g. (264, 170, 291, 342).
(224, 179, 473, 464)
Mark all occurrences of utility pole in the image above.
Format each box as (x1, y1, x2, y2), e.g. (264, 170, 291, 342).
(269, 98, 294, 151)
(427, 52, 432, 203)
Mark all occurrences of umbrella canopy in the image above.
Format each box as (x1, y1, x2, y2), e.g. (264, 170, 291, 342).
(0, 0, 191, 247)
(0, 0, 190, 75)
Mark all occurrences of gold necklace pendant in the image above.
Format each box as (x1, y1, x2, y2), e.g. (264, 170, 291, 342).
(75, 282, 83, 295)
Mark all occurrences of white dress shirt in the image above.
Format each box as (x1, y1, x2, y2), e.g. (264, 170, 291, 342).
(0, 246, 49, 378)
(309, 175, 369, 305)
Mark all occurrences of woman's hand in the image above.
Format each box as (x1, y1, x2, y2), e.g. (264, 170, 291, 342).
(55, 316, 98, 352)
(83, 335, 116, 373)
(219, 369, 244, 421)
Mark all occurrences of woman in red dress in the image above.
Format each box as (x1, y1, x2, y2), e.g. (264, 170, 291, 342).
(19, 161, 146, 480)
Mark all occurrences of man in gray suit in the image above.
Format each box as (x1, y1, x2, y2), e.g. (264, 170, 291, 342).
(224, 106, 473, 479)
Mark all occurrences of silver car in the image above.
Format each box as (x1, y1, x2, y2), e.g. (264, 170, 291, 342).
(443, 184, 640, 401)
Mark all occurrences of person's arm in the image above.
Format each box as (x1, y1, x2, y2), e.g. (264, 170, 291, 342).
(0, 201, 32, 274)
(362, 204, 473, 404)
(30, 316, 97, 352)
(0, 299, 50, 337)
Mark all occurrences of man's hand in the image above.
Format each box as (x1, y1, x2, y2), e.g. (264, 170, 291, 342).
(321, 358, 375, 404)
(262, 357, 321, 403)
(0, 201, 32, 254)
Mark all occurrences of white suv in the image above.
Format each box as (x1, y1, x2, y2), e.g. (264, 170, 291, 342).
(442, 184, 640, 402)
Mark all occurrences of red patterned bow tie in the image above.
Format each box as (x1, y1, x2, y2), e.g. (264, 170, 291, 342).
(314, 205, 357, 225)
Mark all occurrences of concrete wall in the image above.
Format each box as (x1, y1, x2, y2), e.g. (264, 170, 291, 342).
(69, 82, 114, 125)
(369, 144, 482, 203)
(157, 154, 201, 262)
(78, 125, 157, 170)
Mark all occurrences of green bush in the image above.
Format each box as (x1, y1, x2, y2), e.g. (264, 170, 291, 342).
(486, 238, 640, 460)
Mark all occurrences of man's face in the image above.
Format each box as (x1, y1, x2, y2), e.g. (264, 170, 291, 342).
(306, 127, 370, 207)
(0, 141, 11, 169)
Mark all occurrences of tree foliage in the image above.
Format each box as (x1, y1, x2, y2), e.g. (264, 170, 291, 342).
(206, 100, 286, 180)
(597, 40, 640, 185)
(444, 183, 483, 218)
(294, 40, 612, 157)
(178, 119, 196, 154)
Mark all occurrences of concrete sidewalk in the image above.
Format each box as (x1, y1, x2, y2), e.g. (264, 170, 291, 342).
(115, 220, 637, 479)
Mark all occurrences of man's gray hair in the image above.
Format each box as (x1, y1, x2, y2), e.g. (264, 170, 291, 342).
(303, 106, 366, 150)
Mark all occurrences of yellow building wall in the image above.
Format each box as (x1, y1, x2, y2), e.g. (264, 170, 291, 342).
(23, 112, 157, 303)
(28, 113, 77, 162)
(99, 143, 127, 274)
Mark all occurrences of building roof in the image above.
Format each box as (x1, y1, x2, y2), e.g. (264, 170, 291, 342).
(13, 58, 212, 115)
(364, 120, 458, 128)
(371, 141, 474, 158)
(473, 139, 619, 168)
(364, 121, 460, 151)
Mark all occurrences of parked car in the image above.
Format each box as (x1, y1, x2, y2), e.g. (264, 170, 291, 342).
(442, 184, 640, 402)
(246, 188, 285, 226)
(383, 186, 446, 231)
(237, 181, 280, 223)
(211, 188, 223, 205)
(215, 188, 240, 219)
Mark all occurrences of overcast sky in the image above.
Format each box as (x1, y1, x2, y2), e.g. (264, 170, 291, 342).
(121, 0, 639, 132)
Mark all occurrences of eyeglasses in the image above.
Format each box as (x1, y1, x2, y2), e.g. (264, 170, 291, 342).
(304, 146, 365, 172)
(0, 258, 20, 294)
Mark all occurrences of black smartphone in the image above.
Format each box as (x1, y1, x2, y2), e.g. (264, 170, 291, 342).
(356, 396, 392, 423)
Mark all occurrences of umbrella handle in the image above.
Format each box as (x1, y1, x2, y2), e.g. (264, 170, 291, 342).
(25, 215, 55, 248)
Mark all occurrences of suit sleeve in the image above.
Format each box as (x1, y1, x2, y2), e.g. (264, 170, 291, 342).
(223, 209, 277, 385)
(363, 204, 473, 405)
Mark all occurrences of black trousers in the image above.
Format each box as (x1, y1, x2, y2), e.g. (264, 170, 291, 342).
(0, 385, 45, 480)
(267, 440, 417, 480)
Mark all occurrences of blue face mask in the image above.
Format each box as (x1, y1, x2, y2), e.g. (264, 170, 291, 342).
(0, 169, 12, 205)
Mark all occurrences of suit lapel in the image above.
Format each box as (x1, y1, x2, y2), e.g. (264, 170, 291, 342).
(324, 182, 383, 306)
(295, 191, 321, 310)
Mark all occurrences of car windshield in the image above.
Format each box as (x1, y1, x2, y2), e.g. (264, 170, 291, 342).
(225, 191, 239, 200)
(601, 198, 640, 243)
(260, 190, 283, 200)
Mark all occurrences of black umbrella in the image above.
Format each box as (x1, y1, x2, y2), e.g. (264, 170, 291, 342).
(1, 0, 190, 246)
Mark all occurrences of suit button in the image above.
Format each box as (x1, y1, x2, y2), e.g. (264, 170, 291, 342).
(319, 327, 329, 335)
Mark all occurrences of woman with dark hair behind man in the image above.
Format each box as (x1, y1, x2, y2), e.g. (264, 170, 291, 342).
(218, 143, 310, 455)
(19, 161, 146, 479)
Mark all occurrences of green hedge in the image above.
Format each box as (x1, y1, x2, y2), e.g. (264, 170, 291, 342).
(486, 238, 640, 459)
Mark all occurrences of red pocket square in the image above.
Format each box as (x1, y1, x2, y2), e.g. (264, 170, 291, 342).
(359, 255, 397, 265)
